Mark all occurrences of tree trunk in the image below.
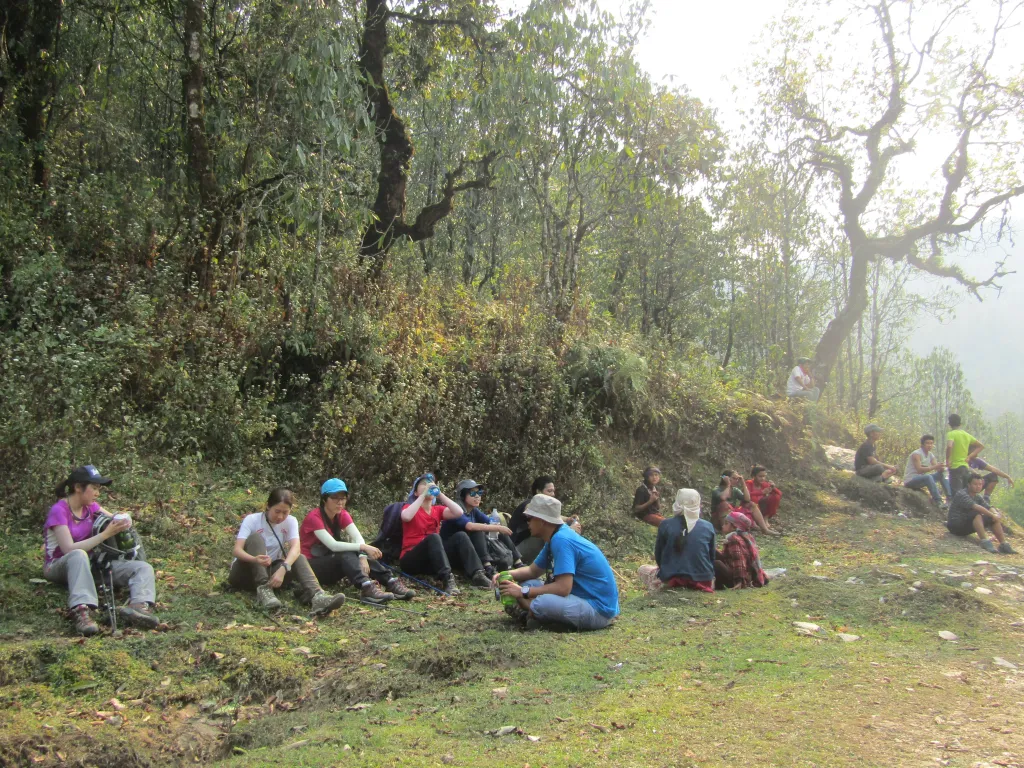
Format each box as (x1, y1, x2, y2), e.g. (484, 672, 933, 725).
(812, 241, 870, 388)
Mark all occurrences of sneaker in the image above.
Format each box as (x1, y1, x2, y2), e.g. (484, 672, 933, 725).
(482, 563, 498, 581)
(360, 581, 394, 605)
(386, 578, 416, 600)
(256, 584, 283, 611)
(310, 590, 346, 616)
(998, 542, 1018, 555)
(441, 576, 460, 596)
(71, 605, 99, 637)
(470, 570, 492, 589)
(118, 602, 160, 630)
(979, 539, 997, 553)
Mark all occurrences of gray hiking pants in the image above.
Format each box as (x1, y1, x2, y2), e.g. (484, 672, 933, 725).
(44, 548, 156, 609)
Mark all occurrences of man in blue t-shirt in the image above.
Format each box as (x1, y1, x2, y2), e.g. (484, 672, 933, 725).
(495, 494, 619, 631)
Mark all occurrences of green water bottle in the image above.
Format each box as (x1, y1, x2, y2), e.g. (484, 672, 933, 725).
(497, 571, 517, 608)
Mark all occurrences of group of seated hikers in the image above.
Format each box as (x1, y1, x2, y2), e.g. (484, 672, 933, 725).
(41, 466, 619, 636)
(851, 414, 1016, 553)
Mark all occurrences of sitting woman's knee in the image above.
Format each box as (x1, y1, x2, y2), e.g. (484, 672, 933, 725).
(67, 548, 91, 565)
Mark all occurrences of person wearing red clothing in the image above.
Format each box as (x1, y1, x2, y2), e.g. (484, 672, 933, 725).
(714, 511, 768, 589)
(746, 465, 782, 524)
(399, 475, 473, 595)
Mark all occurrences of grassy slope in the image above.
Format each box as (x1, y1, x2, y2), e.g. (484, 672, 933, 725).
(2, 481, 1024, 768)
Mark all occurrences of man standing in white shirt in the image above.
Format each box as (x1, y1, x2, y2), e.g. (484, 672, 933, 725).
(786, 357, 820, 402)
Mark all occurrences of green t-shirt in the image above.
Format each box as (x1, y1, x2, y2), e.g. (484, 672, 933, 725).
(711, 486, 745, 509)
(945, 429, 977, 469)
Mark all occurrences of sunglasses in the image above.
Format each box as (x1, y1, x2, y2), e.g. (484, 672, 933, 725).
(467, 489, 483, 497)
(328, 492, 348, 500)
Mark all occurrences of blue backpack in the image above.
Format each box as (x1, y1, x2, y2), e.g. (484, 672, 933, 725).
(372, 502, 406, 564)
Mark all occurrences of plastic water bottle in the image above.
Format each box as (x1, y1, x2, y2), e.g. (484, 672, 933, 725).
(488, 508, 500, 540)
(497, 571, 517, 607)
(428, 484, 440, 498)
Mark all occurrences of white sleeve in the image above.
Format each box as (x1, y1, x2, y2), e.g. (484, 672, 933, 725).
(283, 516, 300, 542)
(236, 514, 255, 540)
(313, 528, 361, 553)
(343, 523, 366, 549)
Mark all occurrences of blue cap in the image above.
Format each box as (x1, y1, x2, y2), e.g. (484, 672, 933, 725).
(320, 478, 348, 495)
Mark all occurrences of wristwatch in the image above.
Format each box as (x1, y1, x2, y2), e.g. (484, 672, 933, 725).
(283, 562, 291, 573)
(521, 585, 531, 598)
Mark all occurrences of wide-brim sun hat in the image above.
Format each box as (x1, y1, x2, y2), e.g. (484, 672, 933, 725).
(523, 493, 563, 525)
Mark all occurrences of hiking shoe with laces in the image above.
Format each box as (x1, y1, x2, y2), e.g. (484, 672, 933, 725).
(386, 578, 416, 600)
(482, 563, 498, 581)
(118, 602, 160, 630)
(998, 542, 1018, 555)
(441, 576, 460, 596)
(360, 581, 394, 604)
(310, 590, 346, 616)
(256, 584, 283, 611)
(470, 570, 492, 589)
(71, 605, 99, 637)
(980, 539, 997, 553)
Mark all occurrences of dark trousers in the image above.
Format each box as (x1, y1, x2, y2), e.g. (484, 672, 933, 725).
(714, 559, 738, 589)
(443, 530, 485, 576)
(308, 551, 394, 589)
(399, 534, 452, 579)
(949, 465, 971, 497)
(228, 533, 321, 603)
(465, 530, 522, 568)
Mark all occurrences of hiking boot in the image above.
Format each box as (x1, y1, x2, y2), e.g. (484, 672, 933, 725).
(310, 590, 346, 616)
(360, 581, 394, 605)
(118, 602, 160, 630)
(979, 539, 997, 553)
(386, 578, 416, 600)
(470, 570, 492, 589)
(483, 563, 498, 581)
(441, 575, 460, 596)
(71, 605, 99, 637)
(998, 542, 1017, 555)
(256, 584, 283, 611)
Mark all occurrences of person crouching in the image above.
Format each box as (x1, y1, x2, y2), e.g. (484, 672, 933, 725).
(714, 511, 768, 589)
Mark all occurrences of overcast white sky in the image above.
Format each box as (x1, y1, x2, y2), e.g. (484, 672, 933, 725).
(501, 0, 1024, 415)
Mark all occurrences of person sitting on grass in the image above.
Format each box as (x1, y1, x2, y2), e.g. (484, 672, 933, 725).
(903, 434, 951, 506)
(746, 465, 783, 525)
(400, 474, 480, 595)
(299, 478, 415, 604)
(855, 424, 897, 482)
(496, 494, 619, 631)
(712, 470, 779, 536)
(509, 476, 581, 564)
(43, 465, 161, 637)
(632, 466, 665, 528)
(443, 479, 525, 579)
(637, 489, 717, 593)
(714, 511, 768, 589)
(786, 357, 820, 402)
(230, 488, 346, 615)
(946, 473, 1016, 555)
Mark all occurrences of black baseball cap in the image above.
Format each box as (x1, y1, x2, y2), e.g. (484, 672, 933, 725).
(68, 465, 113, 486)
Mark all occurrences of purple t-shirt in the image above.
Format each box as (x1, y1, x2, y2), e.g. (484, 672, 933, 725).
(969, 457, 989, 471)
(43, 499, 100, 566)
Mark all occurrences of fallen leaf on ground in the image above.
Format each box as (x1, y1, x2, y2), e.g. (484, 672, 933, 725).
(588, 723, 610, 733)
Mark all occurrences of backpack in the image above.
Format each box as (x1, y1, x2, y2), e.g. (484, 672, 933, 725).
(372, 502, 406, 564)
(486, 537, 515, 571)
(90, 515, 146, 570)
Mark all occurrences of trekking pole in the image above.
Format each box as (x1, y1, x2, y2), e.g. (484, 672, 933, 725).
(384, 564, 451, 597)
(98, 564, 117, 632)
(349, 597, 427, 616)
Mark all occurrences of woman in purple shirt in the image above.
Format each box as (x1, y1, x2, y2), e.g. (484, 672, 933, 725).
(43, 465, 159, 636)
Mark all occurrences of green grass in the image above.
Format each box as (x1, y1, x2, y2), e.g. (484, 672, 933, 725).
(3, 481, 1024, 767)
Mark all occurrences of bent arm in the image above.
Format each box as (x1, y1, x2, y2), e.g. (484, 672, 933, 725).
(438, 493, 464, 520)
(967, 441, 985, 462)
(911, 453, 924, 473)
(945, 440, 953, 465)
(314, 527, 361, 553)
(52, 521, 115, 556)
(233, 537, 259, 563)
(401, 495, 426, 522)
(284, 537, 301, 567)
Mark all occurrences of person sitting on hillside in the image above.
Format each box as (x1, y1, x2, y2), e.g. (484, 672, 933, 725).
(442, 479, 525, 580)
(786, 357, 820, 402)
(946, 473, 1016, 555)
(637, 489, 717, 593)
(712, 470, 778, 536)
(854, 424, 897, 482)
(969, 456, 1014, 499)
(400, 474, 480, 595)
(230, 488, 347, 615)
(946, 414, 984, 496)
(496, 494, 619, 631)
(509, 476, 581, 564)
(746, 465, 783, 524)
(298, 478, 415, 605)
(43, 465, 161, 636)
(714, 511, 768, 589)
(632, 466, 665, 528)
(903, 434, 951, 506)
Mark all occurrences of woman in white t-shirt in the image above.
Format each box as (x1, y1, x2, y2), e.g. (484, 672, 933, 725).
(229, 488, 345, 616)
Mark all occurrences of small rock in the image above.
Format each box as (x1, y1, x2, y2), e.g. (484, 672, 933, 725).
(793, 622, 821, 632)
(938, 631, 958, 641)
(993, 657, 1018, 669)
(838, 634, 860, 642)
(878, 597, 886, 604)
(441, 755, 455, 764)
(974, 560, 991, 565)
(960, 582, 973, 589)
(974, 587, 993, 595)
(912, 581, 923, 588)
(813, 560, 823, 567)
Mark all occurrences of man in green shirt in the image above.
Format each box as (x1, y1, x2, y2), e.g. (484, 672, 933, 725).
(945, 414, 984, 497)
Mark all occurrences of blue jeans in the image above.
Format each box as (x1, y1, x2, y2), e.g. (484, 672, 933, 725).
(904, 472, 950, 503)
(522, 579, 613, 631)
